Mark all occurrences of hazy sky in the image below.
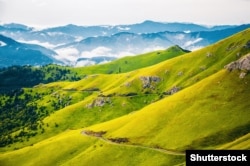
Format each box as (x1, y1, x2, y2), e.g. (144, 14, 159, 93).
(1, 0, 250, 27)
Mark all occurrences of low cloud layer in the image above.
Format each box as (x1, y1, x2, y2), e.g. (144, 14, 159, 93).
(17, 39, 61, 49)
(54, 47, 79, 64)
(80, 47, 112, 58)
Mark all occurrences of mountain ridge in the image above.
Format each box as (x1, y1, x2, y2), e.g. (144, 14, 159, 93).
(0, 34, 58, 67)
(53, 24, 250, 65)
(1, 21, 249, 66)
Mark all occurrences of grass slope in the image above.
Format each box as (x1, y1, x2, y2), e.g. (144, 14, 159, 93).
(87, 69, 250, 150)
(0, 129, 184, 166)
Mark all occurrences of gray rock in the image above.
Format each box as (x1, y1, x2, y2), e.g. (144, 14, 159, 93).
(239, 72, 247, 79)
(164, 86, 181, 95)
(86, 97, 112, 108)
(225, 53, 250, 71)
(140, 76, 161, 89)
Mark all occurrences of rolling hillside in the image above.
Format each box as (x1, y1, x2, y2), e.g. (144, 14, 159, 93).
(0, 29, 250, 166)
(0, 45, 188, 149)
(73, 45, 189, 75)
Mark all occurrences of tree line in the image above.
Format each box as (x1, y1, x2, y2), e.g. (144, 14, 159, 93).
(0, 64, 81, 94)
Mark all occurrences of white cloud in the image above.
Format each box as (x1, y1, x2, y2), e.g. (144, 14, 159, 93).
(80, 46, 136, 59)
(117, 26, 131, 31)
(174, 34, 185, 40)
(75, 36, 84, 42)
(17, 39, 62, 49)
(0, 41, 7, 47)
(47, 32, 64, 36)
(99, 59, 113, 64)
(80, 47, 112, 58)
(188, 46, 203, 51)
(143, 46, 165, 53)
(115, 51, 135, 57)
(184, 38, 203, 48)
(54, 46, 136, 65)
(75, 60, 96, 67)
(54, 47, 79, 64)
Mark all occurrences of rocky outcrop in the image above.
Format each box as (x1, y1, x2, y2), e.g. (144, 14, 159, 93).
(140, 76, 161, 89)
(225, 54, 250, 71)
(225, 53, 250, 78)
(164, 86, 181, 95)
(83, 130, 106, 137)
(86, 97, 111, 108)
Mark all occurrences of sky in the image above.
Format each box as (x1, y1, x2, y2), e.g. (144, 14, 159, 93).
(0, 0, 250, 27)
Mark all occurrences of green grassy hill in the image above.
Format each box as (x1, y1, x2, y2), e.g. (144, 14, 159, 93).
(87, 69, 250, 150)
(0, 45, 187, 150)
(72, 45, 189, 76)
(0, 29, 250, 166)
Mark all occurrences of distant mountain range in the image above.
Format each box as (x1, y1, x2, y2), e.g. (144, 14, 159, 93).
(0, 21, 250, 67)
(0, 35, 58, 68)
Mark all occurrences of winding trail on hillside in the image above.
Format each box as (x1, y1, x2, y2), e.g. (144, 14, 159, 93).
(81, 130, 185, 156)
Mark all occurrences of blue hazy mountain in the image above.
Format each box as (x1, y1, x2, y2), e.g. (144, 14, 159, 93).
(0, 21, 249, 66)
(55, 24, 250, 58)
(0, 21, 236, 45)
(0, 34, 58, 67)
